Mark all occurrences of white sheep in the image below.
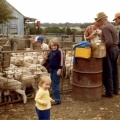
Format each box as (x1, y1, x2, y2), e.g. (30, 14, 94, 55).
(28, 64, 47, 74)
(65, 52, 73, 78)
(24, 56, 34, 63)
(38, 55, 44, 64)
(14, 72, 38, 97)
(0, 71, 27, 104)
(0, 76, 7, 102)
(5, 64, 17, 72)
(14, 57, 24, 66)
(3, 90, 21, 102)
(91, 29, 102, 44)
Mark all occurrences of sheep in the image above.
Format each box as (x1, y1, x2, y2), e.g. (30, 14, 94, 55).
(14, 71, 38, 97)
(91, 29, 102, 44)
(4, 64, 17, 72)
(10, 56, 17, 64)
(2, 79, 27, 104)
(0, 71, 27, 104)
(3, 90, 12, 102)
(69, 66, 73, 84)
(38, 55, 44, 64)
(11, 52, 24, 57)
(13, 57, 33, 67)
(65, 51, 73, 78)
(22, 61, 34, 67)
(3, 90, 21, 102)
(15, 67, 33, 76)
(24, 56, 34, 64)
(28, 64, 47, 75)
(14, 57, 24, 66)
(0, 76, 7, 103)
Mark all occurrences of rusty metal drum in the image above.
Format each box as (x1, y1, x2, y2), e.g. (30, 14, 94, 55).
(72, 58, 102, 101)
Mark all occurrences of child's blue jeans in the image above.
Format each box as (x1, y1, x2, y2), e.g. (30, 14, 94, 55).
(50, 69, 61, 102)
(35, 107, 50, 120)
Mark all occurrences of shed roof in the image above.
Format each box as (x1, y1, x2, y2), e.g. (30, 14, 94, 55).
(24, 16, 37, 22)
(6, 0, 38, 22)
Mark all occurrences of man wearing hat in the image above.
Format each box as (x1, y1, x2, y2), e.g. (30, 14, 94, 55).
(95, 12, 119, 98)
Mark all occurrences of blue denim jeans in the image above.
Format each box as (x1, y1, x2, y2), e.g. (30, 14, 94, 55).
(50, 69, 61, 102)
(102, 49, 119, 95)
(35, 107, 50, 120)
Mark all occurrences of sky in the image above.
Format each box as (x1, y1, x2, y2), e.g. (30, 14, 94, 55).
(6, 0, 120, 23)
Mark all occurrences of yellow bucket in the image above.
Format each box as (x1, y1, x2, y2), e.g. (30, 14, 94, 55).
(72, 47, 91, 59)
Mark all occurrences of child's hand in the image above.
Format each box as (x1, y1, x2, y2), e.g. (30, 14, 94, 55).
(43, 102, 47, 106)
(51, 99, 55, 103)
(57, 69, 61, 76)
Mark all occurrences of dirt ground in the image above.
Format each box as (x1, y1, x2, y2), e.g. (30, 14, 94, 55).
(0, 90, 120, 120)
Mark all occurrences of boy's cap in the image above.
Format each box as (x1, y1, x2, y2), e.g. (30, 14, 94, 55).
(113, 12, 120, 21)
(33, 36, 44, 43)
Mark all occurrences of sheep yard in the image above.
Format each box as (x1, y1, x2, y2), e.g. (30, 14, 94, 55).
(1, 35, 120, 120)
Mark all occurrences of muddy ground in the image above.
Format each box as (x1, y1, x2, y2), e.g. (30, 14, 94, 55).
(0, 90, 120, 120)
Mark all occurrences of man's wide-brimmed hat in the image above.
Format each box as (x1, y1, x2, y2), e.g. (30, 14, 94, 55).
(113, 12, 120, 21)
(94, 12, 108, 22)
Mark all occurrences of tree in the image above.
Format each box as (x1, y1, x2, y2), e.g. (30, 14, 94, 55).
(66, 27, 71, 35)
(0, 0, 14, 24)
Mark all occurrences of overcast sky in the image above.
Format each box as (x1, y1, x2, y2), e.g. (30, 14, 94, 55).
(6, 0, 120, 23)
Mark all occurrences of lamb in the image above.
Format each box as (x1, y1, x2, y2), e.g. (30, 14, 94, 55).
(69, 66, 73, 84)
(0, 76, 7, 102)
(90, 29, 102, 44)
(28, 64, 48, 74)
(11, 56, 33, 67)
(3, 90, 21, 102)
(14, 57, 24, 66)
(65, 51, 73, 78)
(3, 79, 27, 104)
(14, 71, 38, 97)
(24, 56, 34, 64)
(0, 71, 27, 104)
(10, 56, 17, 64)
(38, 55, 44, 64)
(12, 58, 33, 67)
(11, 52, 24, 57)
(3, 90, 12, 102)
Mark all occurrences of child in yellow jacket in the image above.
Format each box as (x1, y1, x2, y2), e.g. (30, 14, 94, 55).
(35, 75, 54, 120)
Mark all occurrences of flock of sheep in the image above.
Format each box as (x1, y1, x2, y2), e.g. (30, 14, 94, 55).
(0, 48, 73, 105)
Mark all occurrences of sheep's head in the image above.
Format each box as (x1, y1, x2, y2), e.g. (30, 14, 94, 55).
(14, 71, 22, 80)
(96, 29, 102, 35)
(4, 71, 14, 79)
(24, 56, 33, 63)
(15, 58, 24, 66)
(92, 29, 102, 36)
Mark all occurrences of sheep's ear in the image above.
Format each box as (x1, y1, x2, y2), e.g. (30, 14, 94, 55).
(3, 71, 7, 74)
